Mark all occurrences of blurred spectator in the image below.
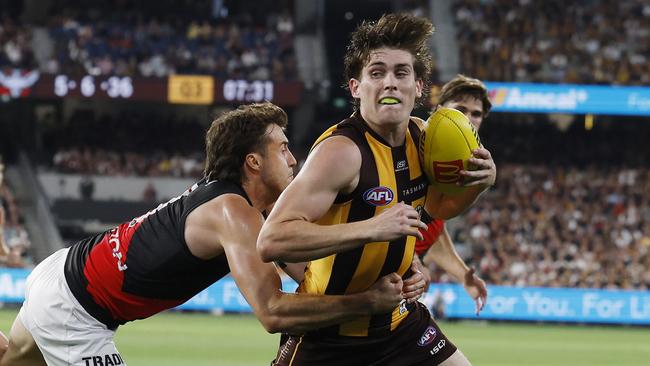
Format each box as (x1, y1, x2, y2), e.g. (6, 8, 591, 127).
(142, 182, 158, 203)
(0, 15, 36, 69)
(79, 175, 95, 200)
(0, 158, 30, 268)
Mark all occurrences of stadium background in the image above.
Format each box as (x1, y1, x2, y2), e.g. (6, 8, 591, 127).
(0, 0, 649, 364)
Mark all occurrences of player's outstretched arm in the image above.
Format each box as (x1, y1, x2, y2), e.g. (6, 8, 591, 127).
(215, 196, 405, 334)
(258, 137, 426, 263)
(424, 226, 487, 315)
(425, 147, 496, 220)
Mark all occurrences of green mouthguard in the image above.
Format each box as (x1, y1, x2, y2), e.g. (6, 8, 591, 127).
(380, 97, 400, 104)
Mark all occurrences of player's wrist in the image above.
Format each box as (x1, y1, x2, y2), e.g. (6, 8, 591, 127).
(349, 291, 374, 314)
(462, 267, 476, 284)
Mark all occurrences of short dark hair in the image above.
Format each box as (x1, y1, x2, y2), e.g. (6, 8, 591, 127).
(438, 74, 492, 117)
(343, 13, 435, 109)
(204, 102, 288, 184)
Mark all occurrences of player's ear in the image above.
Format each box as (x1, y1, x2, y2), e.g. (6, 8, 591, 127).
(245, 152, 263, 172)
(349, 78, 361, 98)
(415, 79, 423, 98)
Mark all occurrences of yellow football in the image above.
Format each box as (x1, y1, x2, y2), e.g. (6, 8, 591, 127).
(418, 107, 481, 195)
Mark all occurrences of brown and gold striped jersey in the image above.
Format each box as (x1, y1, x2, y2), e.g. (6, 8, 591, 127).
(299, 113, 429, 337)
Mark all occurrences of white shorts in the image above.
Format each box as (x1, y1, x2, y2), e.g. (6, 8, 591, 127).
(19, 248, 127, 366)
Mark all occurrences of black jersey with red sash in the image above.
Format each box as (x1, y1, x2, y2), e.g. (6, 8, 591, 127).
(64, 179, 246, 329)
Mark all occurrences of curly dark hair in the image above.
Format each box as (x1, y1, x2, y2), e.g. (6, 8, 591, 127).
(343, 13, 435, 109)
(204, 102, 288, 184)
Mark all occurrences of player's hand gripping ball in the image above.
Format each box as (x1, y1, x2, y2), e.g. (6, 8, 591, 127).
(418, 107, 482, 195)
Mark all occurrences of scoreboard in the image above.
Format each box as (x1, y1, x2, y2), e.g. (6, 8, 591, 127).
(0, 69, 302, 107)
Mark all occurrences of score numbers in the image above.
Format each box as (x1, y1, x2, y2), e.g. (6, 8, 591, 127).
(54, 75, 134, 98)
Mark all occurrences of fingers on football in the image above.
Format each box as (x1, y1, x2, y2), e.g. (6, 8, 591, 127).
(467, 156, 492, 168)
(471, 148, 491, 158)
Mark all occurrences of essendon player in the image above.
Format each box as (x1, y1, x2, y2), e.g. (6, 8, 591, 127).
(0, 103, 426, 366)
(414, 75, 493, 316)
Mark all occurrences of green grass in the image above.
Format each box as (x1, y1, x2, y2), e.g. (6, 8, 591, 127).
(0, 308, 648, 365)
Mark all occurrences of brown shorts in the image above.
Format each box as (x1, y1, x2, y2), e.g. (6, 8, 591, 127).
(272, 302, 457, 366)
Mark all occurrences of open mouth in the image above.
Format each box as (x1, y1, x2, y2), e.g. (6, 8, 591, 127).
(378, 97, 401, 105)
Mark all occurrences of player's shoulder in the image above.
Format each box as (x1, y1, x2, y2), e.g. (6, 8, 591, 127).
(191, 192, 259, 229)
(213, 193, 257, 216)
(311, 115, 361, 151)
(309, 134, 361, 169)
(311, 116, 362, 160)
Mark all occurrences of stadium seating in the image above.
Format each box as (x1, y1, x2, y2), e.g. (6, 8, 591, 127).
(452, 0, 649, 85)
(1, 0, 298, 80)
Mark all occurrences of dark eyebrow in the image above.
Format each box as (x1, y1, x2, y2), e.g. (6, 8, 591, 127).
(367, 61, 387, 68)
(368, 62, 412, 70)
(395, 63, 412, 69)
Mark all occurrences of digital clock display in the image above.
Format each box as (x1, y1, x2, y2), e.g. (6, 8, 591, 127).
(223, 80, 274, 102)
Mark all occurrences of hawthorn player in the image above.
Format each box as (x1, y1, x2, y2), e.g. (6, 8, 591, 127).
(258, 14, 496, 366)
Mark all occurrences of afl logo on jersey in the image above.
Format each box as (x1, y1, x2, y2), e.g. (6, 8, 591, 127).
(417, 326, 437, 347)
(363, 186, 394, 206)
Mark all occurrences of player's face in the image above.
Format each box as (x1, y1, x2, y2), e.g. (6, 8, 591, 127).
(260, 124, 297, 198)
(350, 48, 423, 128)
(442, 95, 484, 130)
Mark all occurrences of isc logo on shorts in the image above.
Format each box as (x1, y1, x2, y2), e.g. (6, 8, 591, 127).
(82, 354, 125, 366)
(430, 339, 447, 355)
(363, 186, 394, 206)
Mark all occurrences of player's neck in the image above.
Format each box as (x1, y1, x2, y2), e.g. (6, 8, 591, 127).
(241, 179, 276, 213)
(358, 110, 409, 147)
(366, 120, 407, 147)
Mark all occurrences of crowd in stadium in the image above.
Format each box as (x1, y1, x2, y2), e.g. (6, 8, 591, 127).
(3, 0, 647, 84)
(452, 0, 649, 85)
(1, 0, 298, 80)
(431, 164, 650, 290)
(44, 110, 206, 177)
(52, 148, 204, 178)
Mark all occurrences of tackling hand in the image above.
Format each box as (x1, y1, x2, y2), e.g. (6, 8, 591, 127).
(463, 267, 488, 315)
